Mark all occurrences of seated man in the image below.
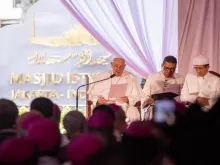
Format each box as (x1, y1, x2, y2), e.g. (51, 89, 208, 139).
(180, 55, 220, 111)
(142, 56, 185, 119)
(87, 57, 146, 122)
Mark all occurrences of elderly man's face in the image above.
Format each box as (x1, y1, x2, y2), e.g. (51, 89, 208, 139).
(111, 58, 126, 77)
(194, 65, 209, 77)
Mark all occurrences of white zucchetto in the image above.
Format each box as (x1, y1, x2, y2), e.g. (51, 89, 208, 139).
(193, 55, 209, 65)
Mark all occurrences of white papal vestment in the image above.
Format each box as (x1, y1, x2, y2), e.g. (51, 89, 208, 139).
(87, 70, 146, 122)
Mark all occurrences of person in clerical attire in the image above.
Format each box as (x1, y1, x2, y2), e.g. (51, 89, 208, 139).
(180, 55, 220, 111)
(87, 57, 146, 122)
(142, 56, 185, 119)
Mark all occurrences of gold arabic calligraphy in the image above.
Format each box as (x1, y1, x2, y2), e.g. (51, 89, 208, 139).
(28, 50, 112, 66)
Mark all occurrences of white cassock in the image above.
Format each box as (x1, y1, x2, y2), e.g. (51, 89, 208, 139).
(87, 70, 146, 122)
(142, 72, 185, 119)
(180, 72, 220, 111)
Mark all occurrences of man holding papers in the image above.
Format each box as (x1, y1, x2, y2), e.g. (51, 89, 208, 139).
(180, 55, 220, 111)
(142, 56, 184, 119)
(87, 57, 146, 122)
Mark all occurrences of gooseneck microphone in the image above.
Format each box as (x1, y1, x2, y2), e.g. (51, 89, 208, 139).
(75, 74, 116, 111)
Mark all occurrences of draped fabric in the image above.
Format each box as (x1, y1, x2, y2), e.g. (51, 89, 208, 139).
(61, 0, 178, 78)
(179, 0, 220, 75)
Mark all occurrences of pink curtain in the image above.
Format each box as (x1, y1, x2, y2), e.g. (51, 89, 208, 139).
(178, 0, 220, 75)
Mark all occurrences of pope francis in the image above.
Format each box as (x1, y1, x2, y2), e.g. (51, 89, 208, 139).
(87, 57, 146, 122)
(180, 55, 220, 111)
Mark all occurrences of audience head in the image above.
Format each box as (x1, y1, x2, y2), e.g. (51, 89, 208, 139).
(26, 118, 61, 156)
(124, 121, 153, 138)
(88, 110, 114, 129)
(16, 111, 43, 137)
(63, 110, 86, 140)
(0, 99, 18, 130)
(122, 121, 159, 165)
(30, 97, 54, 119)
(67, 133, 104, 165)
(0, 137, 35, 165)
(92, 104, 115, 121)
(111, 57, 126, 77)
(88, 110, 115, 144)
(162, 55, 177, 78)
(193, 55, 209, 77)
(108, 104, 127, 133)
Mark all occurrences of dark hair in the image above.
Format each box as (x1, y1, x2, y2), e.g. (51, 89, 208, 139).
(0, 99, 18, 130)
(30, 97, 53, 118)
(163, 56, 177, 64)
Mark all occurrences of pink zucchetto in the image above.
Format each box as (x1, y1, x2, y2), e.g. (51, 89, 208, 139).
(108, 103, 122, 112)
(16, 111, 44, 130)
(26, 118, 60, 151)
(0, 137, 35, 164)
(125, 121, 153, 137)
(67, 133, 104, 165)
(88, 110, 114, 129)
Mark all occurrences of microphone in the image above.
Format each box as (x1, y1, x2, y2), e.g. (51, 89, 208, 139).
(75, 74, 116, 111)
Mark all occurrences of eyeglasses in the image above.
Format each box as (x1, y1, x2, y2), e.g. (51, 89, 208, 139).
(163, 66, 176, 72)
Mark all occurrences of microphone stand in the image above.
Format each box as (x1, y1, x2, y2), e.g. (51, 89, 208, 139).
(75, 74, 115, 111)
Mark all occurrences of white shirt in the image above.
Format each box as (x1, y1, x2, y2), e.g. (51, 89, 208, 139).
(180, 72, 220, 110)
(142, 72, 185, 103)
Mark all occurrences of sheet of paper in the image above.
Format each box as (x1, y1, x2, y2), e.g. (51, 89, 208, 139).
(108, 83, 128, 98)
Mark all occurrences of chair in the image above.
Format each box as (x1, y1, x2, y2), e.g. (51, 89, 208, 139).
(85, 75, 142, 119)
(86, 100, 93, 118)
(86, 100, 141, 119)
(209, 71, 220, 78)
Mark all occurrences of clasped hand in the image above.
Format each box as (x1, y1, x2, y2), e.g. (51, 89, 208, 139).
(196, 96, 210, 107)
